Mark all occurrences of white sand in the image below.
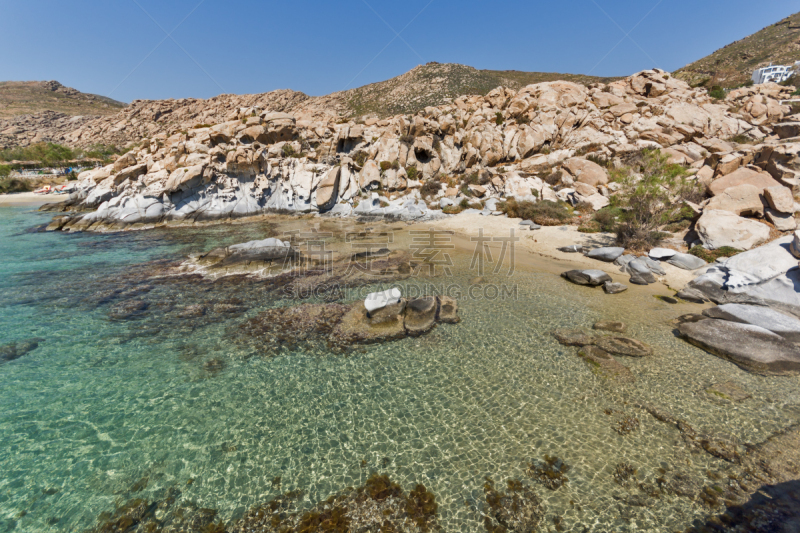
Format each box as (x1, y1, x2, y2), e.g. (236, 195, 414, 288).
(423, 211, 696, 291)
(0, 192, 64, 207)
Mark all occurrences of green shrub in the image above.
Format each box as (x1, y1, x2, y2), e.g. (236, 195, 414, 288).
(499, 198, 572, 226)
(406, 166, 419, 180)
(379, 161, 393, 172)
(432, 136, 442, 155)
(352, 151, 368, 167)
(420, 178, 441, 197)
(708, 86, 725, 100)
(0, 165, 10, 178)
(0, 142, 75, 165)
(592, 206, 623, 232)
(613, 148, 701, 250)
(495, 112, 504, 126)
(688, 245, 741, 263)
(460, 184, 473, 197)
(67, 171, 77, 181)
(282, 144, 297, 158)
(0, 178, 33, 194)
(465, 172, 491, 186)
(459, 198, 469, 208)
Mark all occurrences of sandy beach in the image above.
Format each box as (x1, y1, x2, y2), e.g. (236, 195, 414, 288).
(0, 192, 65, 208)
(426, 211, 699, 292)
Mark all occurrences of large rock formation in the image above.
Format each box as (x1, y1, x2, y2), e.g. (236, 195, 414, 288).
(11, 67, 794, 238)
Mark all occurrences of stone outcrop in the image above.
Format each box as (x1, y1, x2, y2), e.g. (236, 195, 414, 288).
(679, 319, 800, 376)
(241, 296, 459, 351)
(695, 210, 770, 250)
(21, 67, 794, 234)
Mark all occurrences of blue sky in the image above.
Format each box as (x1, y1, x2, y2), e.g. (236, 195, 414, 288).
(1, 0, 798, 103)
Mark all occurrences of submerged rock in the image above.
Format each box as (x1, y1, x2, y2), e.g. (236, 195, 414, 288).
(177, 304, 207, 318)
(0, 339, 42, 365)
(679, 318, 800, 376)
(437, 295, 460, 324)
(595, 336, 653, 357)
(578, 346, 635, 383)
(593, 320, 627, 333)
(108, 300, 148, 320)
(482, 477, 544, 533)
(705, 381, 751, 402)
(552, 328, 596, 346)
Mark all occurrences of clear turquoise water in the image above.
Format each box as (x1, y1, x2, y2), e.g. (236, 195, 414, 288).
(2, 206, 800, 532)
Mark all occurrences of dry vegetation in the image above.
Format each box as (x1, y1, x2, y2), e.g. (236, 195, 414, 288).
(674, 10, 800, 89)
(340, 62, 620, 118)
(0, 81, 124, 119)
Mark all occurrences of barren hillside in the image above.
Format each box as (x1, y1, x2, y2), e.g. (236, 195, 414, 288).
(674, 11, 800, 88)
(0, 81, 125, 119)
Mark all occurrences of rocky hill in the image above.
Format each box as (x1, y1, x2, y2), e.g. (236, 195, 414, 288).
(0, 64, 620, 150)
(0, 81, 125, 119)
(674, 10, 800, 88)
(38, 68, 798, 241)
(333, 62, 620, 118)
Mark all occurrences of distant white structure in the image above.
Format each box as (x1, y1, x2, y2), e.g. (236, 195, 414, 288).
(752, 61, 800, 85)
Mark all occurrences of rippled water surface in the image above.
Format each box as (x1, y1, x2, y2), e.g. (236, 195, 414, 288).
(2, 206, 800, 532)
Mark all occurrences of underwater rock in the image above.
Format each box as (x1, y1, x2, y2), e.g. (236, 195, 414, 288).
(679, 319, 800, 376)
(551, 328, 596, 347)
(482, 477, 544, 533)
(0, 338, 42, 365)
(577, 346, 635, 383)
(108, 299, 148, 320)
(177, 304, 207, 318)
(240, 303, 350, 350)
(212, 303, 246, 314)
(593, 320, 627, 333)
(614, 415, 641, 435)
(705, 381, 751, 402)
(527, 455, 571, 490)
(404, 296, 438, 336)
(231, 473, 439, 533)
(613, 462, 637, 487)
(203, 358, 225, 373)
(561, 269, 612, 286)
(437, 295, 460, 324)
(594, 336, 653, 357)
(658, 470, 699, 499)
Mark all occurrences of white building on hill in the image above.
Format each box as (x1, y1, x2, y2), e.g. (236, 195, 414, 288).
(752, 62, 799, 84)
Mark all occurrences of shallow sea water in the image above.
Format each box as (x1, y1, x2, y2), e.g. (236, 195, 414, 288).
(2, 206, 800, 532)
